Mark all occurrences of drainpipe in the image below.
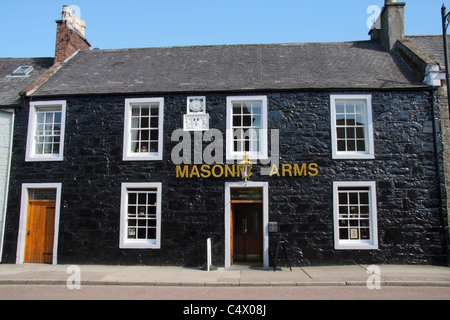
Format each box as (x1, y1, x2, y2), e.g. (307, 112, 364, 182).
(0, 109, 14, 263)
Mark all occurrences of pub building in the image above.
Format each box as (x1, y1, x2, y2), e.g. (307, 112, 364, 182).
(1, 2, 449, 267)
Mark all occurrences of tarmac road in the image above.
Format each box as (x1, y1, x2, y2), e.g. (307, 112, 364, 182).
(0, 284, 449, 300)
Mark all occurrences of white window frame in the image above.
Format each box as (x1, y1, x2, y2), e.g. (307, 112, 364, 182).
(330, 95, 374, 159)
(25, 101, 67, 162)
(226, 96, 268, 161)
(120, 182, 162, 249)
(16, 183, 62, 264)
(123, 98, 164, 161)
(7, 66, 33, 77)
(333, 181, 378, 250)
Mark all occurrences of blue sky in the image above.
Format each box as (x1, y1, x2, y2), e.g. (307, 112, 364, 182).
(0, 0, 447, 58)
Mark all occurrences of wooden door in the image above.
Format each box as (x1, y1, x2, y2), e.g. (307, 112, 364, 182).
(24, 200, 56, 264)
(232, 203, 263, 262)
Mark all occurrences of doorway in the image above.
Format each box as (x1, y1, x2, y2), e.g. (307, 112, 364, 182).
(225, 182, 268, 268)
(232, 203, 263, 263)
(17, 184, 61, 264)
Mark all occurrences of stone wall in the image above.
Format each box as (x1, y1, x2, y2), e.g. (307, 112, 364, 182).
(2, 90, 448, 266)
(437, 83, 450, 266)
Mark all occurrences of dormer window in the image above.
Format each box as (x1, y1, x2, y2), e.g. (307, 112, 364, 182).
(10, 66, 34, 77)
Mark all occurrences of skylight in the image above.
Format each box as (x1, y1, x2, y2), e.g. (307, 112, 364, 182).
(10, 66, 34, 77)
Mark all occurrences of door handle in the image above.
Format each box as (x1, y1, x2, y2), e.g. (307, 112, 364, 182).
(27, 230, 30, 236)
(244, 218, 247, 234)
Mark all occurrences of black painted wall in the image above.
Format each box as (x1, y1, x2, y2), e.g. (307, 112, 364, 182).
(3, 90, 448, 266)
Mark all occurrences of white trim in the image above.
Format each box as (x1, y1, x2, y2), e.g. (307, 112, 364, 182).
(16, 183, 62, 264)
(225, 181, 269, 268)
(226, 96, 268, 161)
(424, 65, 445, 87)
(25, 100, 67, 162)
(123, 98, 164, 161)
(333, 181, 378, 250)
(330, 95, 375, 160)
(120, 182, 162, 249)
(0, 110, 14, 262)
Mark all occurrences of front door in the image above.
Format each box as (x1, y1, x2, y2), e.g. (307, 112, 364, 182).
(24, 199, 56, 264)
(232, 203, 263, 263)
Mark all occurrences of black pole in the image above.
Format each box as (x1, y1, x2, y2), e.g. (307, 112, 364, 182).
(442, 4, 450, 122)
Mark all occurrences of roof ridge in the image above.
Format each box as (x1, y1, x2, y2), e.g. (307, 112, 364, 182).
(86, 39, 377, 53)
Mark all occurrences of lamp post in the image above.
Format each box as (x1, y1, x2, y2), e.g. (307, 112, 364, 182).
(441, 4, 450, 119)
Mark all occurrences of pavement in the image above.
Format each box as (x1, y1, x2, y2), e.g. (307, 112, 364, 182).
(0, 263, 449, 287)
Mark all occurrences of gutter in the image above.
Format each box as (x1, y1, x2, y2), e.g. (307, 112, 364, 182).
(0, 109, 14, 263)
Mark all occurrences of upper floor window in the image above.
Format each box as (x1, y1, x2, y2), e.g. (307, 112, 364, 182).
(226, 96, 268, 160)
(330, 95, 374, 159)
(25, 101, 66, 162)
(123, 98, 164, 161)
(333, 181, 378, 250)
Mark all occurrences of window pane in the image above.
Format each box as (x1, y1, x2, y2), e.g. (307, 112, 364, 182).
(336, 102, 345, 114)
(36, 113, 44, 123)
(356, 127, 365, 139)
(150, 117, 158, 128)
(346, 127, 355, 139)
(233, 104, 242, 115)
(337, 140, 346, 151)
(347, 140, 355, 151)
(243, 115, 251, 127)
(141, 117, 149, 128)
(357, 140, 366, 152)
(150, 106, 159, 116)
(141, 107, 149, 116)
(54, 112, 61, 124)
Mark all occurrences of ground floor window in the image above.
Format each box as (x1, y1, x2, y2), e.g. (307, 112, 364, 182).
(120, 182, 161, 249)
(333, 181, 378, 250)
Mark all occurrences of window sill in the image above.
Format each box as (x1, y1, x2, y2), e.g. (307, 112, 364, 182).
(120, 242, 160, 249)
(25, 155, 64, 162)
(123, 153, 162, 161)
(332, 153, 375, 160)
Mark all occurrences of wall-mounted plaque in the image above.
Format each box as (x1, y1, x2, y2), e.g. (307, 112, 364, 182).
(184, 96, 209, 131)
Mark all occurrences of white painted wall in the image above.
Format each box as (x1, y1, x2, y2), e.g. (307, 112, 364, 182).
(0, 109, 14, 262)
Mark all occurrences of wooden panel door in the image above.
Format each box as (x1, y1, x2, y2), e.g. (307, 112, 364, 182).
(24, 200, 56, 264)
(232, 204, 263, 262)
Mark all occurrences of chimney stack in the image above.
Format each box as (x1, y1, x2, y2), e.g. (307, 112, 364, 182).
(370, 0, 405, 51)
(54, 5, 91, 63)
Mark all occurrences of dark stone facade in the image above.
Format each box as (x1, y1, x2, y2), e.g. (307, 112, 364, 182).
(2, 89, 448, 266)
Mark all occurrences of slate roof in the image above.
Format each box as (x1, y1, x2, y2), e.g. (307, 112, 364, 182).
(404, 35, 447, 69)
(30, 40, 427, 97)
(0, 58, 54, 106)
